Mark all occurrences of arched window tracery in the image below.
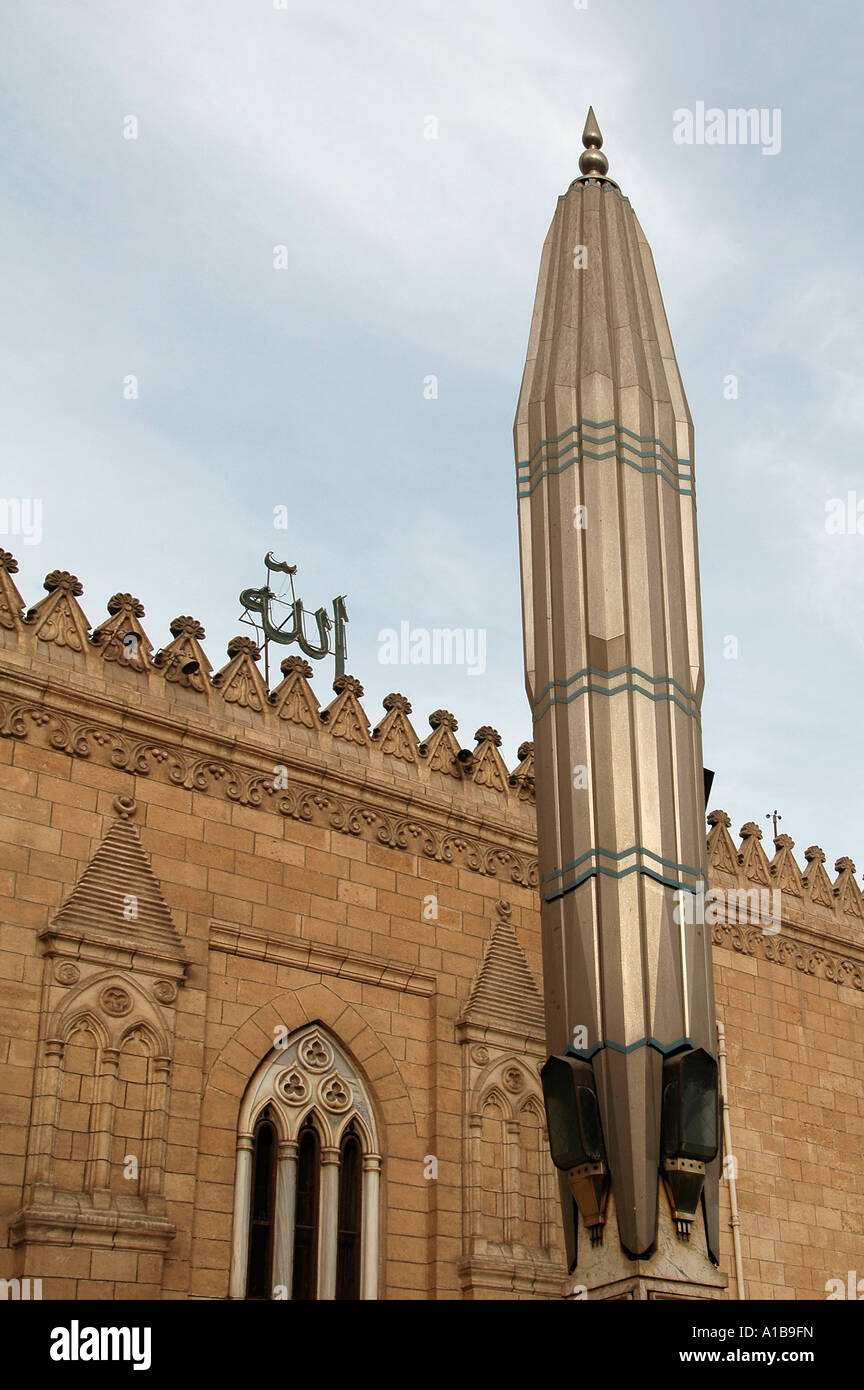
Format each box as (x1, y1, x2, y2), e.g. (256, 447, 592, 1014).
(230, 1025, 381, 1301)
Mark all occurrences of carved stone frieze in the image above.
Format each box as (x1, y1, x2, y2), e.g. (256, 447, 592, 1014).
(0, 693, 539, 889)
(711, 921, 864, 992)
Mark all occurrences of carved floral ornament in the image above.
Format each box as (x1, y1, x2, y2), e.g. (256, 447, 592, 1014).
(277, 1068, 311, 1106)
(281, 655, 313, 677)
(106, 592, 146, 618)
(429, 709, 458, 731)
(169, 615, 206, 640)
(475, 726, 502, 747)
(42, 570, 84, 597)
(333, 674, 364, 698)
(318, 1074, 352, 1113)
(383, 692, 412, 715)
(299, 1030, 333, 1072)
(100, 986, 133, 1017)
(226, 635, 261, 662)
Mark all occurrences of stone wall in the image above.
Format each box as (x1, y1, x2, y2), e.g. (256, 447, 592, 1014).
(1, 552, 862, 1300)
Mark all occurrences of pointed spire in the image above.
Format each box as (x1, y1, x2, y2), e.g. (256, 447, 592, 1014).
(576, 106, 617, 187)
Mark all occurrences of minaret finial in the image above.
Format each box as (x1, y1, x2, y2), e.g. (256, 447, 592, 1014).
(578, 106, 611, 182)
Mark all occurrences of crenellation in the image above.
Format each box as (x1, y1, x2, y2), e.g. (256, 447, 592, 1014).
(0, 557, 538, 810)
(706, 807, 864, 943)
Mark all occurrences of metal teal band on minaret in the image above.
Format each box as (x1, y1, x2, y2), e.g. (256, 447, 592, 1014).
(516, 419, 694, 496)
(515, 108, 725, 1296)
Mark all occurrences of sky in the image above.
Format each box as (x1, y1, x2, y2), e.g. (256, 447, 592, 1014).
(2, 0, 863, 876)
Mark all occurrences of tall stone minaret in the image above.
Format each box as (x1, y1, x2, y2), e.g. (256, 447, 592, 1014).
(515, 110, 727, 1300)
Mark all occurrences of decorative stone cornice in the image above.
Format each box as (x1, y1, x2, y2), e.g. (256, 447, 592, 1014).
(710, 920, 864, 992)
(707, 807, 864, 941)
(0, 681, 539, 889)
(10, 1201, 176, 1253)
(470, 726, 510, 794)
(269, 656, 320, 727)
(457, 1254, 566, 1300)
(803, 845, 835, 909)
(509, 742, 535, 802)
(320, 674, 372, 746)
(209, 921, 436, 996)
(0, 552, 536, 795)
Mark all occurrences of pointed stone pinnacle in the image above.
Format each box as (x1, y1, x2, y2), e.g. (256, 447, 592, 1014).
(578, 105, 610, 180)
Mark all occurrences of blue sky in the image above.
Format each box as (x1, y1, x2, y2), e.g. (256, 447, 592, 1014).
(2, 0, 863, 875)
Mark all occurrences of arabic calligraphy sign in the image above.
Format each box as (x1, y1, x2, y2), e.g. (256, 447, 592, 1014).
(240, 552, 348, 679)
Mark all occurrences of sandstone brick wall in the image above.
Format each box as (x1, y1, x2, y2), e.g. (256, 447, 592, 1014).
(714, 947, 864, 1300)
(1, 559, 863, 1301)
(0, 563, 551, 1300)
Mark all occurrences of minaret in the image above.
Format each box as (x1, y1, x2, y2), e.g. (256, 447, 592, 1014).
(515, 110, 727, 1299)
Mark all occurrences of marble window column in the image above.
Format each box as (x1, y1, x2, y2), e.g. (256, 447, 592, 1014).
(317, 1145, 341, 1300)
(229, 1133, 254, 1299)
(272, 1138, 299, 1296)
(360, 1152, 382, 1300)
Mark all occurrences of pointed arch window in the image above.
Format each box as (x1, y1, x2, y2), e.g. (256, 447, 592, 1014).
(231, 1025, 381, 1301)
(291, 1118, 320, 1300)
(246, 1108, 278, 1300)
(336, 1122, 362, 1300)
